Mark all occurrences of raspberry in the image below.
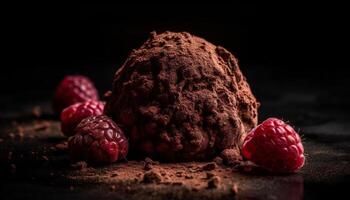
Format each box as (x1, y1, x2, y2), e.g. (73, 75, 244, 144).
(53, 75, 99, 114)
(68, 115, 128, 164)
(60, 100, 105, 137)
(242, 118, 305, 173)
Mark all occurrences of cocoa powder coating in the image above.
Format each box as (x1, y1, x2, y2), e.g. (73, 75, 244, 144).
(105, 31, 259, 161)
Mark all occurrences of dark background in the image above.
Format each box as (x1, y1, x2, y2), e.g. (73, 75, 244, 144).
(2, 3, 348, 97)
(1, 4, 349, 199)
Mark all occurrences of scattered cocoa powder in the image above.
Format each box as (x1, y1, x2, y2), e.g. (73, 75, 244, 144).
(70, 161, 88, 170)
(33, 122, 49, 131)
(144, 162, 153, 171)
(207, 176, 221, 189)
(206, 172, 215, 179)
(142, 170, 162, 183)
(185, 174, 193, 179)
(175, 171, 183, 177)
(220, 149, 242, 165)
(144, 157, 159, 165)
(213, 156, 223, 165)
(202, 162, 217, 171)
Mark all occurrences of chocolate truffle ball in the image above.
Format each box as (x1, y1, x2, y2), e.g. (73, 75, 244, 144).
(105, 31, 259, 161)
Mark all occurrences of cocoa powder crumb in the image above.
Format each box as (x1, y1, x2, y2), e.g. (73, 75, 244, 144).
(70, 161, 88, 170)
(232, 161, 256, 172)
(103, 91, 112, 101)
(220, 149, 242, 166)
(192, 188, 199, 192)
(142, 170, 162, 184)
(185, 175, 193, 179)
(8, 133, 15, 139)
(42, 155, 49, 161)
(144, 162, 153, 171)
(175, 171, 183, 177)
(213, 156, 223, 165)
(206, 172, 215, 179)
(110, 185, 116, 191)
(145, 157, 159, 165)
(231, 183, 239, 195)
(32, 106, 42, 117)
(202, 162, 217, 171)
(55, 141, 68, 151)
(34, 124, 49, 131)
(207, 176, 221, 189)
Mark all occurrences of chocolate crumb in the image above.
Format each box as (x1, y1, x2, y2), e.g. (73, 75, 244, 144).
(207, 176, 221, 189)
(8, 133, 15, 139)
(232, 161, 257, 172)
(144, 157, 159, 165)
(142, 170, 162, 184)
(231, 183, 238, 195)
(32, 106, 42, 117)
(185, 175, 193, 179)
(42, 155, 49, 161)
(70, 161, 88, 170)
(104, 91, 112, 101)
(144, 162, 153, 171)
(34, 124, 49, 131)
(175, 171, 183, 177)
(213, 156, 223, 165)
(110, 185, 116, 191)
(202, 162, 217, 171)
(55, 142, 68, 151)
(206, 172, 215, 179)
(220, 149, 242, 165)
(111, 173, 118, 177)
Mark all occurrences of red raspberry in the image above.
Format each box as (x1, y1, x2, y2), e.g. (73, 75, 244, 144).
(242, 118, 305, 173)
(60, 100, 105, 137)
(68, 115, 128, 164)
(53, 75, 99, 114)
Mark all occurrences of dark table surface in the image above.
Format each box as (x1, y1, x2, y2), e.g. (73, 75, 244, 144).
(0, 67, 349, 200)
